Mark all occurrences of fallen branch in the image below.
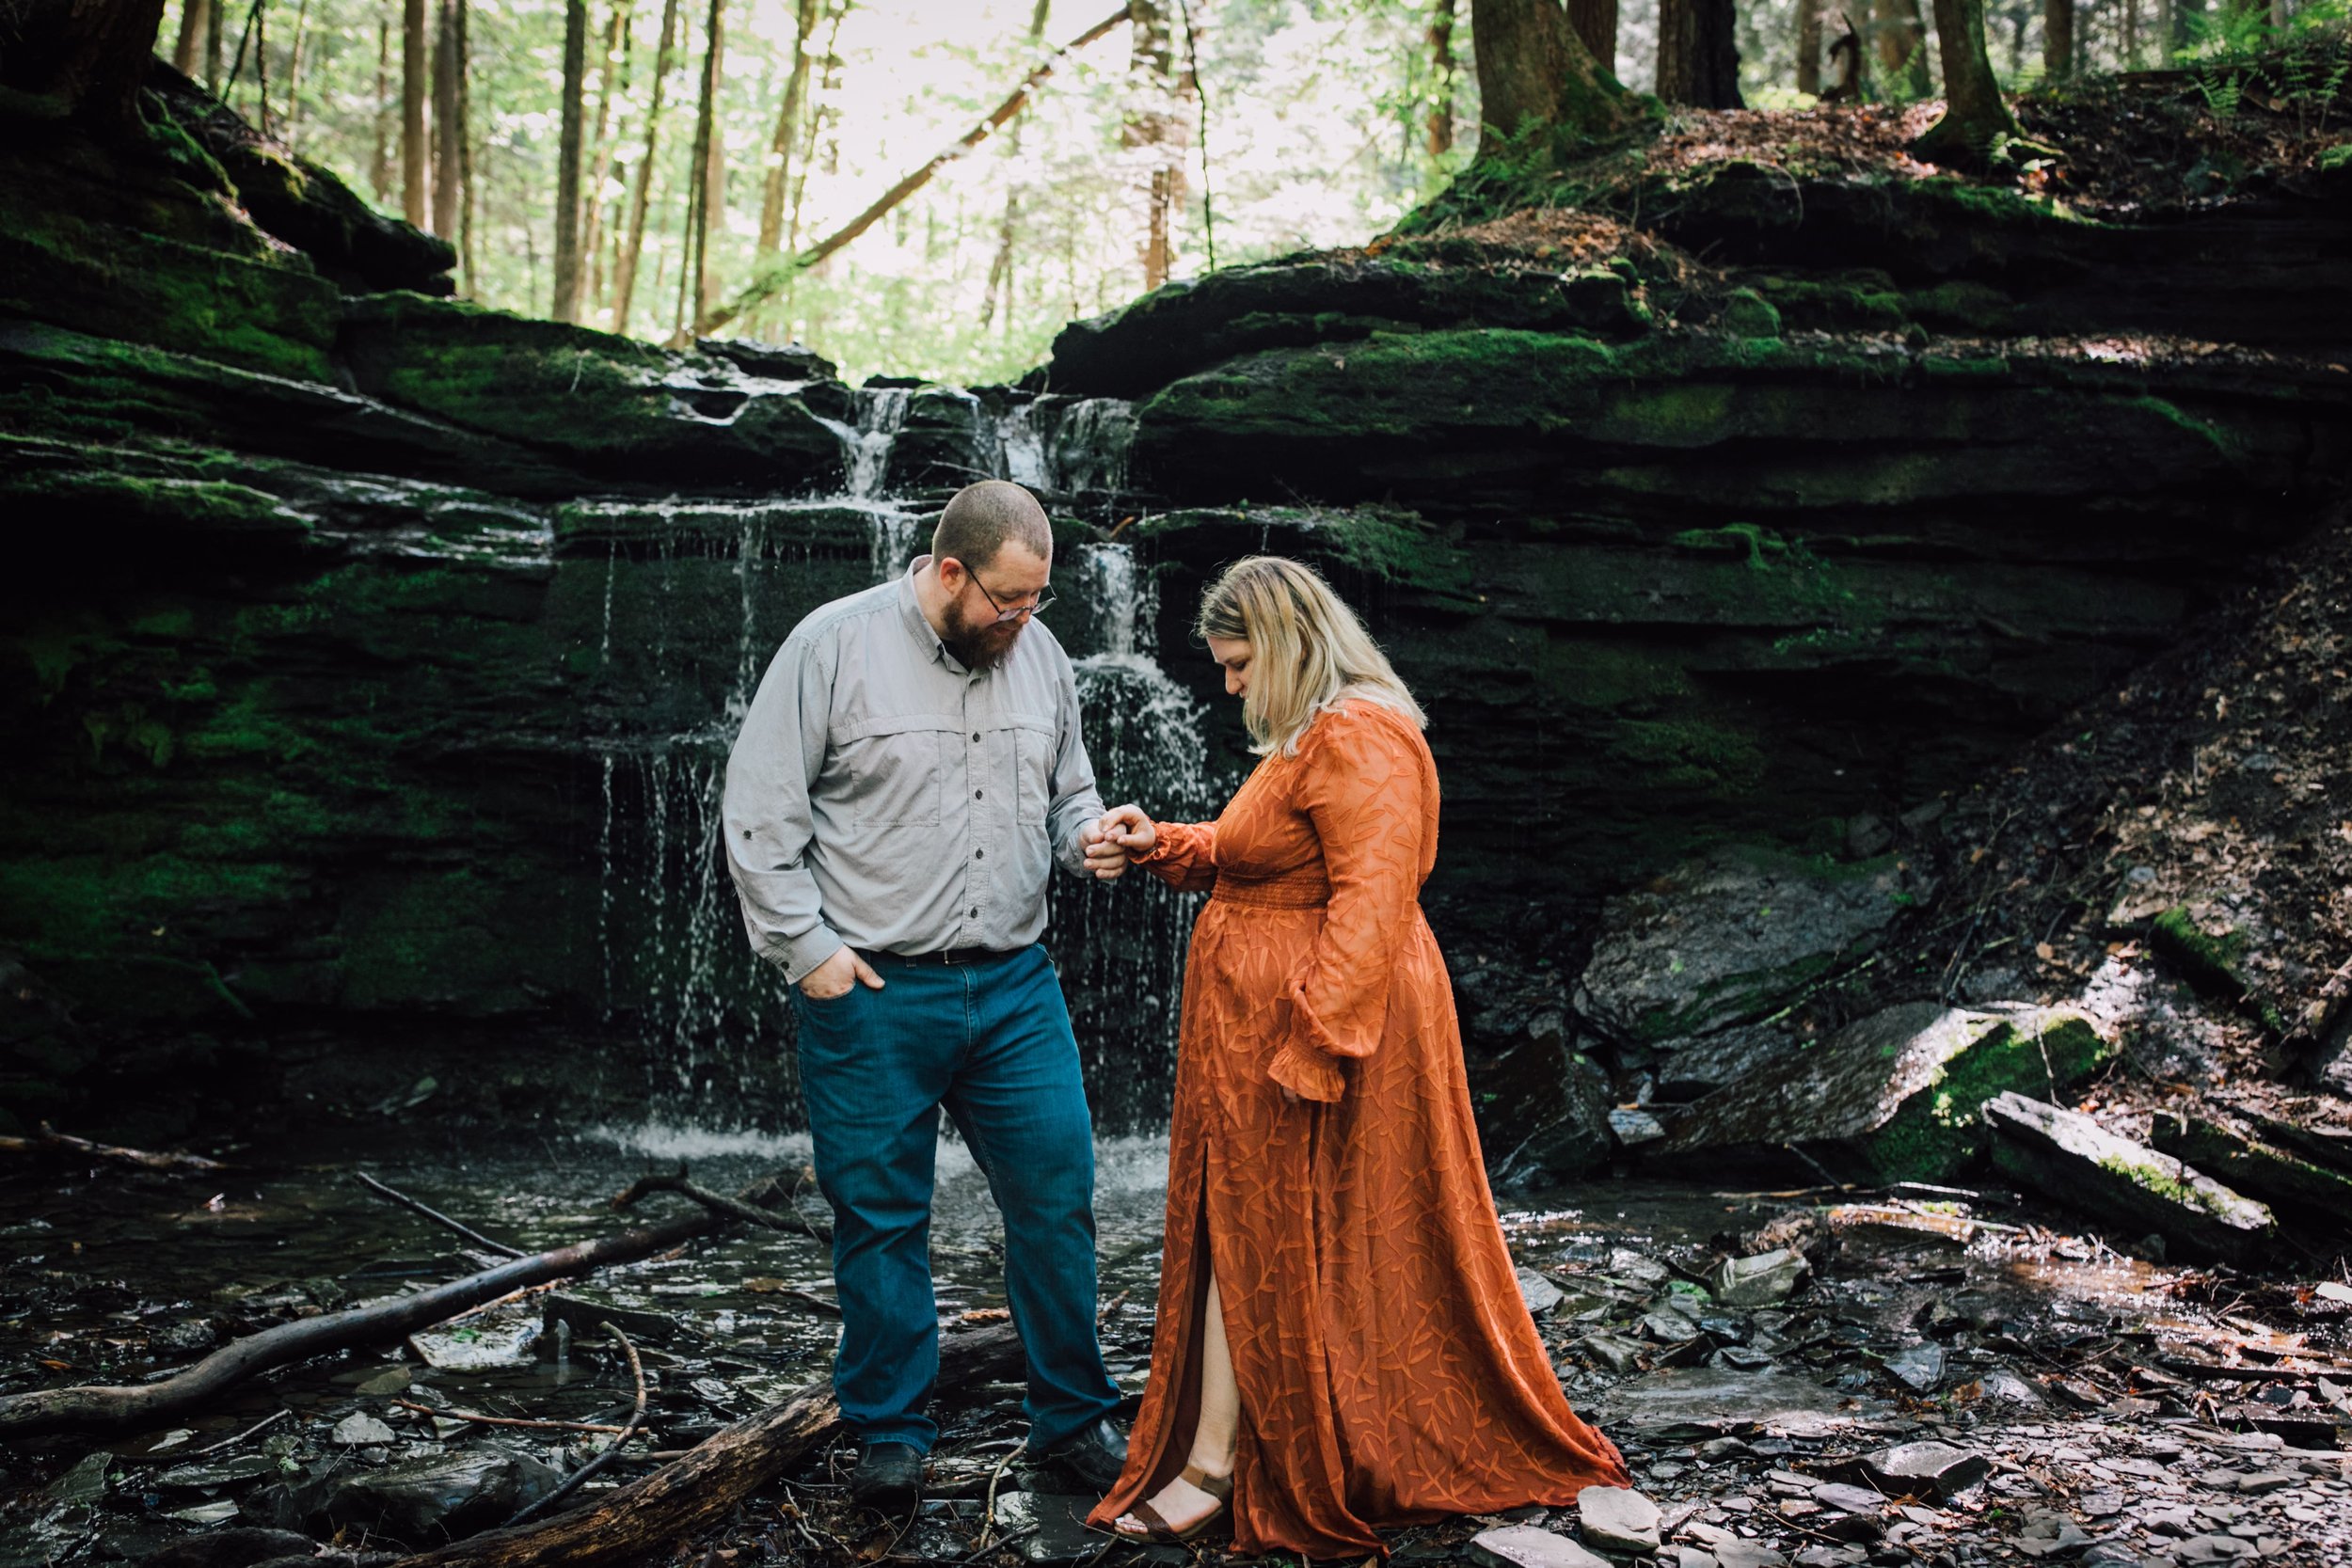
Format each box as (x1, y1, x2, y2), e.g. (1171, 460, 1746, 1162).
(0, 1122, 225, 1173)
(357, 1172, 527, 1259)
(699, 7, 1128, 336)
(0, 1173, 796, 1442)
(186, 1407, 293, 1458)
(615, 1165, 833, 1245)
(392, 1324, 1024, 1568)
(506, 1324, 646, 1527)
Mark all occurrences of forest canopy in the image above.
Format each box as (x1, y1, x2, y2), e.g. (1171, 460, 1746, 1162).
(157, 0, 2350, 382)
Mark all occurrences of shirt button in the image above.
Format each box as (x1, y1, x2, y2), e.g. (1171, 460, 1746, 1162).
(975, 848, 984, 860)
(972, 732, 980, 742)
(969, 907, 979, 918)
(974, 788, 983, 800)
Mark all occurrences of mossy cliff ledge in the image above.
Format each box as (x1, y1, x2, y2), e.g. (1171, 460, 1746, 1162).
(3, 72, 2349, 1142)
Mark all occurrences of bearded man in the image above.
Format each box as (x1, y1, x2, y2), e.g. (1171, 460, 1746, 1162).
(723, 480, 1130, 1507)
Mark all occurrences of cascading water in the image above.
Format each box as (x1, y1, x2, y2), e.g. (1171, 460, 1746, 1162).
(585, 380, 1219, 1130)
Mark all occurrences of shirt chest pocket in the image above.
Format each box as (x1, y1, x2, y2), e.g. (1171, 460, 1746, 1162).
(838, 717, 951, 828)
(1007, 714, 1057, 828)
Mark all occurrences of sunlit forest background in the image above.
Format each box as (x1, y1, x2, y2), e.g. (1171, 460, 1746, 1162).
(167, 0, 2346, 383)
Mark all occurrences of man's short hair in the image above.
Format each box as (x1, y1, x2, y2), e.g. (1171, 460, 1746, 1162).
(933, 481, 1052, 573)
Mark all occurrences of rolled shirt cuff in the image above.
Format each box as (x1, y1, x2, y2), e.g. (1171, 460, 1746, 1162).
(776, 927, 846, 986)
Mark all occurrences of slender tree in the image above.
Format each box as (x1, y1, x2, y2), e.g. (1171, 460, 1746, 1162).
(173, 0, 211, 77)
(1913, 0, 2021, 163)
(284, 0, 311, 143)
(580, 0, 635, 307)
(1426, 0, 1457, 154)
(206, 0, 224, 88)
(1797, 0, 1824, 92)
(980, 0, 1053, 329)
(372, 11, 392, 200)
(1658, 0, 1743, 106)
(1566, 0, 1618, 65)
(455, 0, 475, 286)
(1467, 0, 1632, 161)
(676, 0, 729, 338)
(612, 0, 681, 336)
(2044, 0, 2074, 75)
(757, 0, 824, 256)
(553, 0, 590, 320)
(431, 0, 463, 239)
(1871, 0, 1932, 94)
(1123, 0, 1186, 292)
(402, 0, 428, 226)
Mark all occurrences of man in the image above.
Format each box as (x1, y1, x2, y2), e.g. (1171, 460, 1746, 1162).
(722, 480, 1130, 1508)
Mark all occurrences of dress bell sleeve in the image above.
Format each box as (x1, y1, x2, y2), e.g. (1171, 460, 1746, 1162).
(1269, 706, 1428, 1103)
(1135, 820, 1219, 895)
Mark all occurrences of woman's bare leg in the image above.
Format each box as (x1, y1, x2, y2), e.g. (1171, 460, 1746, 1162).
(1116, 1275, 1238, 1535)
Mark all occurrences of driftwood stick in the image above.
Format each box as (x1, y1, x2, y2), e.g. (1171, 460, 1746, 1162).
(185, 1407, 293, 1457)
(391, 1324, 1023, 1568)
(615, 1165, 834, 1245)
(0, 1174, 794, 1443)
(0, 1123, 226, 1173)
(356, 1171, 527, 1259)
(504, 1324, 647, 1527)
(393, 1400, 628, 1435)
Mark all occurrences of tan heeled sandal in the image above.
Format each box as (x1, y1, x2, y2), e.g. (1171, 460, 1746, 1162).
(1112, 1465, 1234, 1543)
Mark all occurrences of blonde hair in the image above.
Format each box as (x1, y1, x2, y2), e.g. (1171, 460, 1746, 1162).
(1196, 556, 1427, 756)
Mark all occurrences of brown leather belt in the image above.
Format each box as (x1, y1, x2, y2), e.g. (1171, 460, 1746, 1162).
(855, 946, 1018, 967)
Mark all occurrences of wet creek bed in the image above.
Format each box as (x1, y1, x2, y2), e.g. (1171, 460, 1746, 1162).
(3, 1125, 2349, 1568)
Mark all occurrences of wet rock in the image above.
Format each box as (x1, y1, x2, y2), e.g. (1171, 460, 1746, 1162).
(988, 1493, 1102, 1565)
(1597, 1368, 1882, 1441)
(1655, 1003, 2116, 1183)
(45, 1452, 112, 1505)
(407, 1320, 541, 1370)
(1468, 1524, 1613, 1568)
(541, 1294, 686, 1344)
(1711, 1544, 1788, 1568)
(1577, 1485, 1662, 1553)
(2242, 1105, 2352, 1171)
(1486, 1033, 1617, 1191)
(153, 1456, 281, 1489)
(1652, 1024, 1805, 1102)
(1517, 1268, 1565, 1318)
(1851, 1441, 1990, 1501)
(1883, 1343, 1946, 1393)
(1579, 1332, 1647, 1373)
(140, 1528, 320, 1568)
(1578, 853, 1918, 1050)
(155, 1320, 218, 1354)
(2150, 1112, 2352, 1219)
(1809, 1482, 1885, 1515)
(1611, 1107, 1669, 1148)
(252, 1449, 562, 1545)
(1984, 1093, 2275, 1263)
(328, 1413, 397, 1447)
(1708, 1249, 1810, 1308)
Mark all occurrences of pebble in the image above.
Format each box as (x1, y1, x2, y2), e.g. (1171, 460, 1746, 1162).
(1576, 1485, 1661, 1554)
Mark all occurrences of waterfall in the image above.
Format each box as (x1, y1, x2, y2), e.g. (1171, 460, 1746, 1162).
(581, 381, 1212, 1130)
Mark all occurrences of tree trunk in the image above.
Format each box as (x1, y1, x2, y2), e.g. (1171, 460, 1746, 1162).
(372, 9, 391, 199)
(1913, 0, 2019, 163)
(402, 0, 428, 226)
(173, 0, 210, 76)
(431, 0, 462, 238)
(1123, 0, 1183, 292)
(756, 0, 822, 255)
(612, 0, 681, 337)
(1565, 0, 1618, 67)
(1425, 0, 1457, 154)
(23, 0, 171, 129)
(552, 0, 590, 320)
(679, 0, 728, 338)
(206, 0, 224, 88)
(1872, 0, 1932, 95)
(2043, 0, 2074, 76)
(389, 1325, 1024, 1568)
(1797, 0, 1824, 93)
(979, 0, 1052, 330)
(1658, 0, 1744, 106)
(456, 0, 475, 287)
(580, 0, 633, 309)
(2122, 0, 2137, 65)
(284, 0, 310, 143)
(1467, 0, 1631, 160)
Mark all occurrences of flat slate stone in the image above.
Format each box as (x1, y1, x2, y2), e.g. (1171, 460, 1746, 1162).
(1810, 1481, 1885, 1514)
(1708, 1248, 1809, 1307)
(1883, 1343, 1946, 1393)
(1576, 1485, 1661, 1554)
(1854, 1440, 1991, 1500)
(1984, 1093, 2274, 1263)
(1518, 1268, 1565, 1318)
(1467, 1524, 1613, 1568)
(1596, 1368, 1882, 1441)
(988, 1493, 1102, 1565)
(2151, 1112, 2352, 1213)
(407, 1320, 542, 1370)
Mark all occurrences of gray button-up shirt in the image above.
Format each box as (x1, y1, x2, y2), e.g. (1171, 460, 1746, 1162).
(722, 557, 1105, 983)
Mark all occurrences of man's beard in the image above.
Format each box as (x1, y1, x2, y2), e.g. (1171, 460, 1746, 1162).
(943, 605, 1025, 672)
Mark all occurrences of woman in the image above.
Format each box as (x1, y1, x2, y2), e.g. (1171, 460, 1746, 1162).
(1086, 558, 1628, 1558)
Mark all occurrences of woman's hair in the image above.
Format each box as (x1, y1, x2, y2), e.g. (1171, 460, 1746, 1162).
(1196, 556, 1426, 755)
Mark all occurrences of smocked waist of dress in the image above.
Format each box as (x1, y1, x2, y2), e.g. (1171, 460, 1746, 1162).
(1209, 872, 1331, 911)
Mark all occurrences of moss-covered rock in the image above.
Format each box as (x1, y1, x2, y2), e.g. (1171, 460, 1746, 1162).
(2151, 1112, 2352, 1220)
(1651, 1002, 2119, 1182)
(1986, 1093, 2274, 1262)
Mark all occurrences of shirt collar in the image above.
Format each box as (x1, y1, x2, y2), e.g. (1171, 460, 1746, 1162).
(898, 554, 971, 675)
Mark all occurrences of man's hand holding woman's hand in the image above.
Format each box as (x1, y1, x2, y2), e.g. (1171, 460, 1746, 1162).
(799, 945, 886, 1001)
(1084, 804, 1156, 880)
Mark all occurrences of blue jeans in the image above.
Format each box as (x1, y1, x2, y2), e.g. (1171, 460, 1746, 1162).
(789, 942, 1119, 1453)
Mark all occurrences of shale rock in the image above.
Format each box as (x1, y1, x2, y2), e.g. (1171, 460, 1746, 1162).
(246, 1449, 562, 1545)
(1984, 1093, 2275, 1262)
(1596, 1368, 1882, 1442)
(1654, 1003, 2115, 1182)
(1577, 1485, 1662, 1554)
(1468, 1524, 1613, 1568)
(2150, 1112, 2352, 1220)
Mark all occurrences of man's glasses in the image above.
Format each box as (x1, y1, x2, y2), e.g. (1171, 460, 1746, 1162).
(969, 573, 1056, 625)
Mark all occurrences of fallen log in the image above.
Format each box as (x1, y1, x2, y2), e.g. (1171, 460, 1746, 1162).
(0, 1174, 794, 1442)
(395, 1323, 1025, 1568)
(0, 1122, 226, 1173)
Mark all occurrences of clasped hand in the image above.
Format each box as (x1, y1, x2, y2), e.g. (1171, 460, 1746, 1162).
(1080, 802, 1157, 881)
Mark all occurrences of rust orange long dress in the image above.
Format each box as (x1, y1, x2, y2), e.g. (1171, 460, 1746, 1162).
(1088, 698, 1628, 1560)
